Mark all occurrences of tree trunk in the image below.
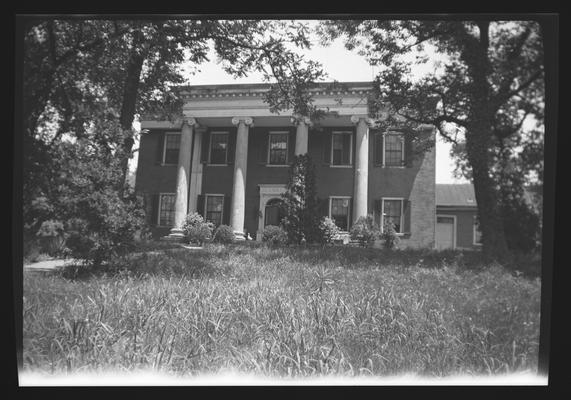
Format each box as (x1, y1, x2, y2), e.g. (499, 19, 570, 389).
(466, 122, 511, 262)
(118, 31, 146, 194)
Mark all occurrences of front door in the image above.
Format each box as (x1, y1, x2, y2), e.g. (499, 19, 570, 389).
(436, 215, 455, 250)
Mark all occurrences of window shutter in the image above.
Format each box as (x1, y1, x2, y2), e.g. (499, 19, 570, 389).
(227, 130, 236, 165)
(201, 131, 210, 164)
(374, 199, 382, 227)
(322, 130, 332, 165)
(258, 130, 268, 165)
(320, 198, 330, 218)
(150, 194, 160, 225)
(405, 132, 413, 167)
(348, 198, 353, 228)
(197, 195, 205, 218)
(155, 131, 165, 165)
(288, 129, 296, 164)
(223, 195, 232, 226)
(403, 199, 411, 234)
(374, 133, 383, 166)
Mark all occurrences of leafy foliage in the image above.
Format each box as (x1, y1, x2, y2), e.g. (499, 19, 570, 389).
(318, 217, 340, 244)
(350, 215, 380, 247)
(182, 212, 214, 245)
(212, 225, 235, 244)
(281, 154, 322, 244)
(380, 221, 400, 250)
(261, 225, 288, 246)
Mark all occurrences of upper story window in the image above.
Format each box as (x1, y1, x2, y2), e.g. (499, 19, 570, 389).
(382, 198, 403, 233)
(383, 132, 405, 167)
(205, 195, 224, 227)
(163, 133, 180, 165)
(268, 132, 289, 165)
(330, 197, 351, 231)
(331, 131, 353, 166)
(158, 193, 176, 227)
(209, 132, 229, 164)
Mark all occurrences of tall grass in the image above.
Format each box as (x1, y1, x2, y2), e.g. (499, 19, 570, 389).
(23, 244, 541, 378)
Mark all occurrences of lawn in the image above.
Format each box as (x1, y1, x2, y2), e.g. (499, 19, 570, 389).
(22, 243, 541, 380)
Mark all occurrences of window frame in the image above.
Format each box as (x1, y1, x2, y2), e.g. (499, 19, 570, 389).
(162, 132, 181, 166)
(267, 131, 290, 166)
(157, 192, 176, 227)
(208, 131, 230, 166)
(329, 196, 352, 232)
(382, 131, 405, 168)
(204, 193, 225, 227)
(330, 131, 353, 167)
(381, 197, 405, 234)
(473, 215, 483, 246)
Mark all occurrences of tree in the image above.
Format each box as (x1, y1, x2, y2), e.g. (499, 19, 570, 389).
(22, 19, 327, 241)
(281, 154, 322, 244)
(318, 19, 544, 261)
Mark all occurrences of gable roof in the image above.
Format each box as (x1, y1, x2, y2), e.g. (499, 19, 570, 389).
(436, 184, 477, 207)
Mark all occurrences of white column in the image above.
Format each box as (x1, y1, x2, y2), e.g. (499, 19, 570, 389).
(230, 117, 253, 240)
(188, 127, 204, 213)
(169, 118, 197, 239)
(351, 115, 372, 225)
(291, 114, 311, 155)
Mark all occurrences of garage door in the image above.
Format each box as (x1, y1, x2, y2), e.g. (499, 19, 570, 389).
(436, 215, 456, 250)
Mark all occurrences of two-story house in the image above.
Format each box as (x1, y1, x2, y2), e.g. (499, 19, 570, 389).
(135, 81, 436, 248)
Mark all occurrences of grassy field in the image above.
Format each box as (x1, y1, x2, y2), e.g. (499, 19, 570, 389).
(22, 243, 541, 379)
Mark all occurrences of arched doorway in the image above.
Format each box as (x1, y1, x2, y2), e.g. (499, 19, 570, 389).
(264, 198, 285, 227)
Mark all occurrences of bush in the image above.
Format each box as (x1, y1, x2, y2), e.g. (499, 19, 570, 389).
(318, 217, 340, 244)
(261, 225, 288, 246)
(380, 220, 400, 250)
(182, 212, 214, 245)
(36, 219, 67, 256)
(212, 224, 235, 244)
(350, 215, 380, 247)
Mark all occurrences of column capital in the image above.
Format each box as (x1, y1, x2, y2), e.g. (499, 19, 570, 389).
(350, 115, 375, 126)
(231, 116, 254, 126)
(290, 114, 313, 127)
(182, 117, 199, 128)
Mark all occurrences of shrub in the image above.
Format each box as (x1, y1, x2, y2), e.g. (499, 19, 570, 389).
(318, 217, 340, 244)
(36, 219, 67, 256)
(281, 154, 321, 244)
(350, 215, 380, 247)
(212, 224, 235, 244)
(182, 212, 214, 245)
(380, 220, 400, 250)
(261, 225, 288, 246)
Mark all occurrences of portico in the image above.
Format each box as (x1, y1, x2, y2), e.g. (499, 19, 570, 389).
(140, 82, 373, 239)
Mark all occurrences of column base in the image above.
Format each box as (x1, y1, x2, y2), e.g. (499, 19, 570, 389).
(233, 231, 247, 241)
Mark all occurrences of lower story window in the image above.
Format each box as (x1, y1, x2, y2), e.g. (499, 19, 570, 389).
(382, 199, 403, 233)
(205, 195, 224, 227)
(330, 197, 351, 231)
(159, 193, 176, 227)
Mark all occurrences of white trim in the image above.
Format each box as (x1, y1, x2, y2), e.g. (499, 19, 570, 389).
(330, 131, 353, 166)
(381, 197, 405, 234)
(329, 196, 352, 232)
(204, 193, 225, 226)
(267, 131, 290, 165)
(157, 192, 176, 227)
(436, 214, 457, 250)
(473, 216, 483, 246)
(208, 131, 230, 165)
(161, 132, 181, 166)
(382, 131, 405, 168)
